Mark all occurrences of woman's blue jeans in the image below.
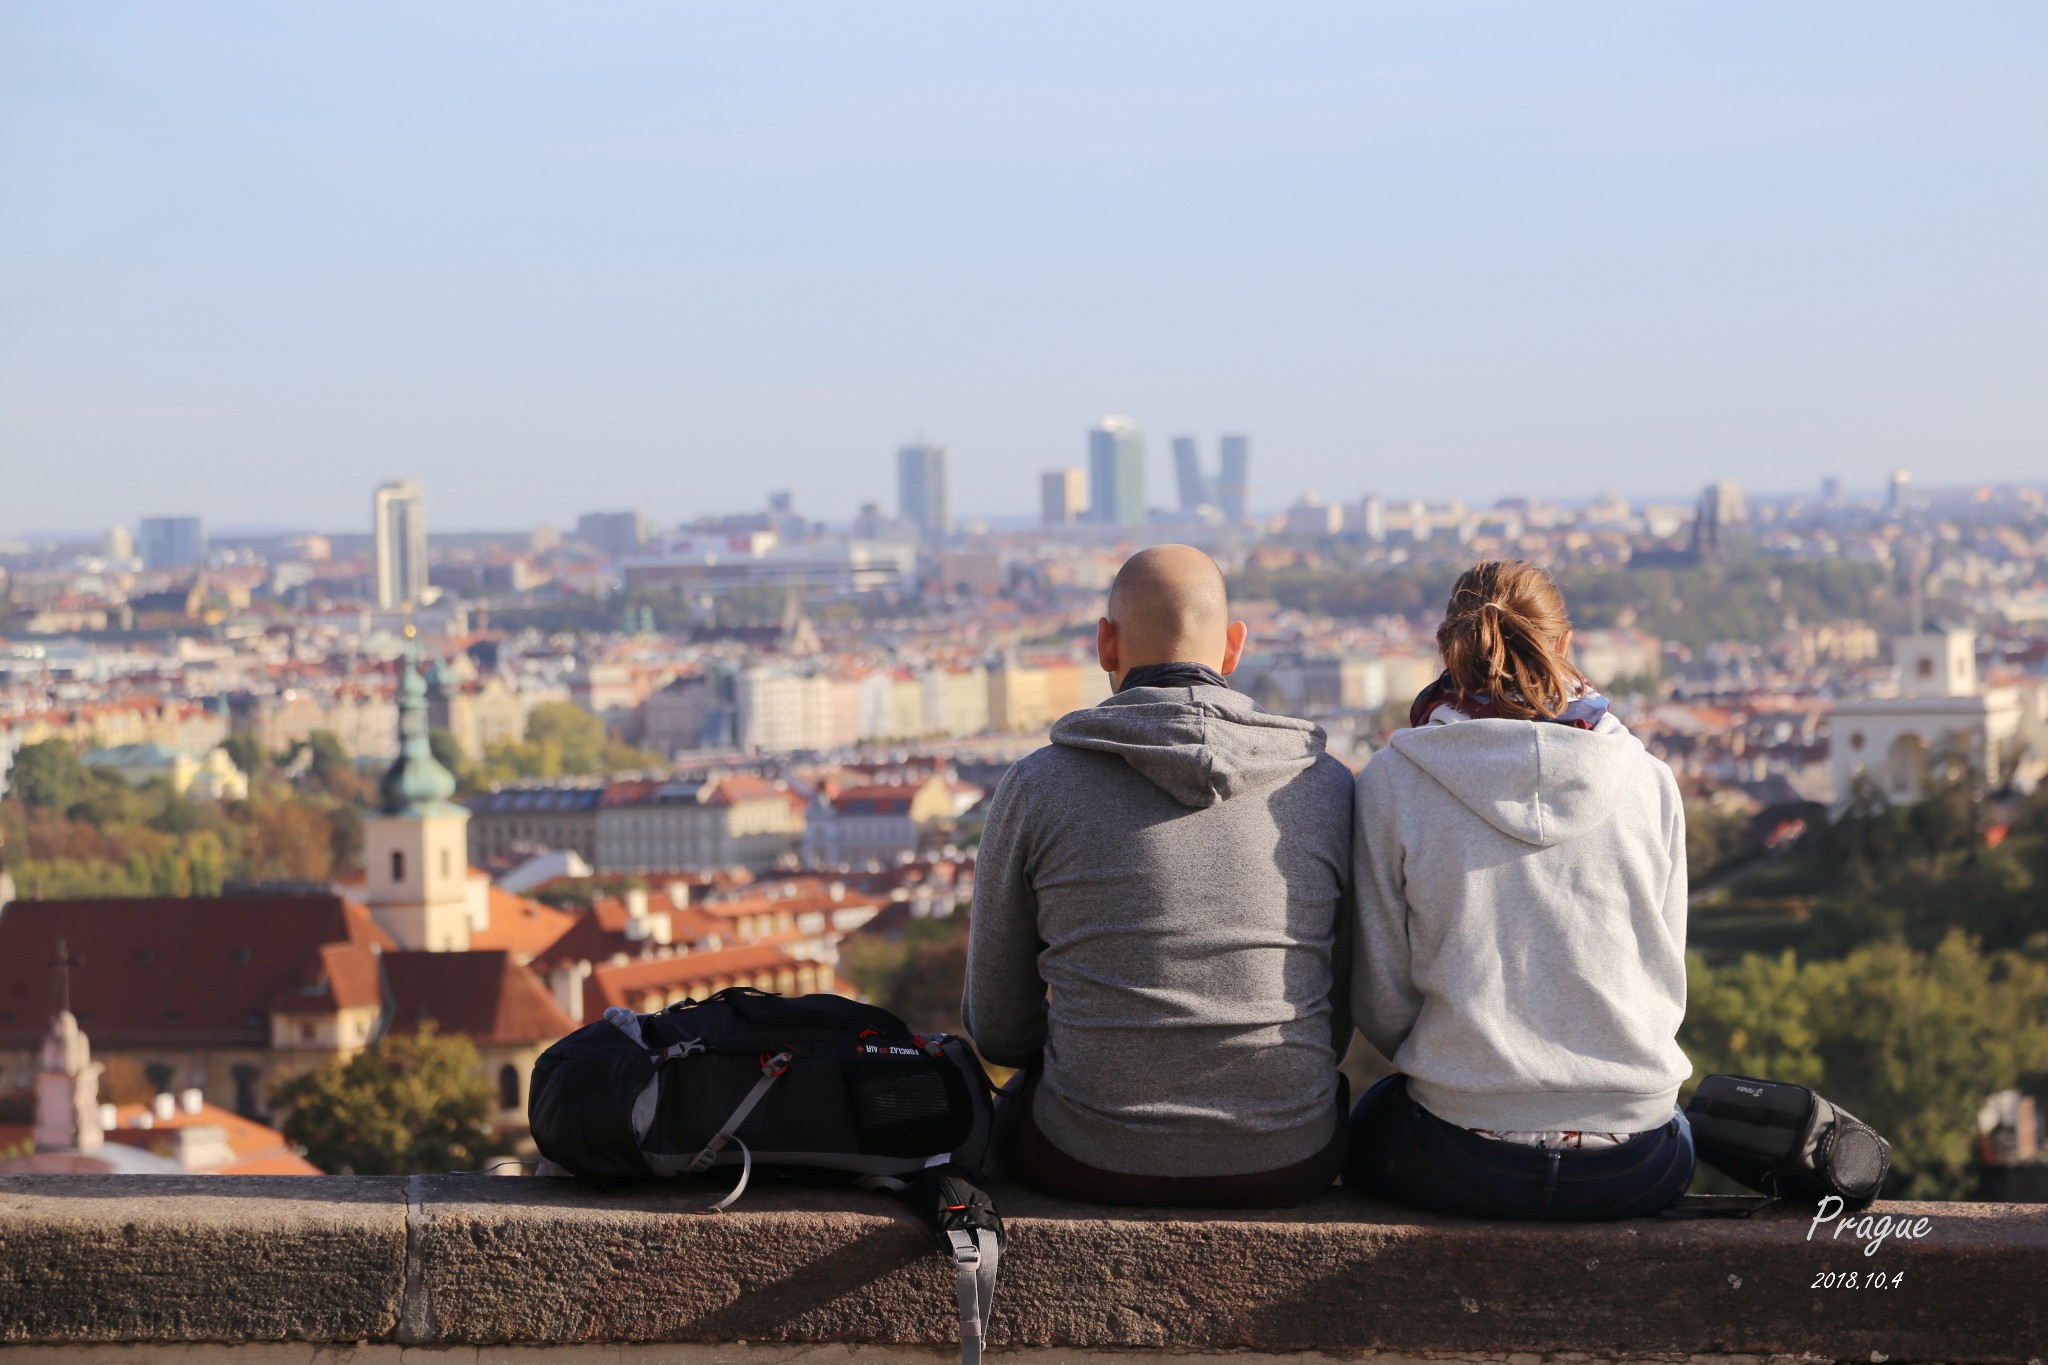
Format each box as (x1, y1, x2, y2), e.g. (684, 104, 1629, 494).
(1346, 1074, 1695, 1219)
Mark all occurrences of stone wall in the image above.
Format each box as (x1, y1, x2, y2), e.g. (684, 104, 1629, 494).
(1, 1176, 2041, 1362)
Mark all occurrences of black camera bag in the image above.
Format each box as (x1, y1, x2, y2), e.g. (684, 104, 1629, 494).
(1685, 1073, 1890, 1210)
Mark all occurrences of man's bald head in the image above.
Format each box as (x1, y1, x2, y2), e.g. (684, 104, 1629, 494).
(1099, 545, 1246, 683)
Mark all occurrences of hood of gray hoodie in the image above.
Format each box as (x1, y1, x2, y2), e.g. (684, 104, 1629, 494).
(1049, 683, 1328, 809)
(1386, 712, 1643, 847)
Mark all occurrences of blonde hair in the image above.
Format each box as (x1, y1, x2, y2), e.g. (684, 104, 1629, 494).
(1436, 561, 1585, 720)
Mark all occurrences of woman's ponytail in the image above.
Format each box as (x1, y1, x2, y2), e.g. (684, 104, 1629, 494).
(1435, 561, 1584, 720)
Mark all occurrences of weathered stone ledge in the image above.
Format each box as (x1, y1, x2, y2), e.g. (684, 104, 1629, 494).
(0, 1176, 2041, 1363)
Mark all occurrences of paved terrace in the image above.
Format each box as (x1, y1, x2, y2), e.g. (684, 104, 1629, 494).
(0, 1176, 2041, 1363)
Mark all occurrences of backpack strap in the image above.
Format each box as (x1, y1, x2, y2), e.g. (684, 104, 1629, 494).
(685, 1050, 792, 1212)
(906, 1164, 1005, 1365)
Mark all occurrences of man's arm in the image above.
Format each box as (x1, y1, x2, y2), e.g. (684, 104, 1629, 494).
(1350, 754, 1422, 1061)
(961, 767, 1049, 1067)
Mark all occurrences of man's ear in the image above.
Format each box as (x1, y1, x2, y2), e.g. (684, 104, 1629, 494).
(1097, 616, 1120, 678)
(1219, 619, 1250, 676)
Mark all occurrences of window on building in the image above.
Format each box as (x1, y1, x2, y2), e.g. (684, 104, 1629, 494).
(391, 850, 406, 882)
(233, 1065, 262, 1119)
(498, 1064, 520, 1111)
(441, 849, 452, 879)
(299, 1021, 317, 1043)
(1918, 658, 1934, 678)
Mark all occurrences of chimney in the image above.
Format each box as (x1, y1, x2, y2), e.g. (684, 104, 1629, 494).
(548, 960, 591, 1023)
(180, 1088, 204, 1116)
(625, 886, 650, 920)
(153, 1093, 177, 1122)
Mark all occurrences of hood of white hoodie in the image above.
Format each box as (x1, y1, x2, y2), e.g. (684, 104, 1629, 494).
(1386, 712, 1643, 847)
(1050, 684, 1327, 809)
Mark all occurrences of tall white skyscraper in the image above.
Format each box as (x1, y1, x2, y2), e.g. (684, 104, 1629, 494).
(1087, 417, 1145, 526)
(373, 480, 428, 611)
(896, 442, 953, 540)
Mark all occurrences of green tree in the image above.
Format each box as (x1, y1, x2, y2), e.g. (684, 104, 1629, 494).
(270, 1025, 507, 1175)
(1682, 934, 2048, 1200)
(526, 701, 607, 774)
(10, 739, 88, 811)
(303, 730, 354, 788)
(221, 734, 268, 780)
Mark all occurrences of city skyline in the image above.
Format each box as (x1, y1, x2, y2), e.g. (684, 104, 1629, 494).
(3, 4, 2043, 531)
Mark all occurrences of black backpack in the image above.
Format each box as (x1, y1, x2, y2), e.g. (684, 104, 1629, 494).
(1684, 1073, 1891, 1211)
(530, 987, 1004, 1364)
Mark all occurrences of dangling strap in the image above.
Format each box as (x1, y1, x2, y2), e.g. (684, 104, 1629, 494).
(903, 1163, 1004, 1365)
(946, 1226, 1000, 1365)
(686, 1050, 791, 1180)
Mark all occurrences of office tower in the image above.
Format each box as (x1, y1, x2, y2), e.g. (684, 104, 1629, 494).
(138, 516, 206, 570)
(1087, 416, 1145, 526)
(106, 525, 134, 564)
(896, 442, 953, 540)
(1041, 469, 1086, 528)
(1172, 437, 1207, 514)
(1821, 476, 1843, 507)
(373, 480, 428, 611)
(1704, 481, 1746, 528)
(576, 511, 651, 565)
(1888, 468, 1912, 514)
(1217, 435, 1250, 523)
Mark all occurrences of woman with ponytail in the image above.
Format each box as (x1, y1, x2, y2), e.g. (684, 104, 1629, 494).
(1346, 561, 1694, 1218)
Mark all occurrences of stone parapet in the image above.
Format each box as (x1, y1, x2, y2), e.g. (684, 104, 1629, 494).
(0, 1176, 2041, 1362)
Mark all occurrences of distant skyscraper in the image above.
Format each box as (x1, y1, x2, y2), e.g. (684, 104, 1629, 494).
(1041, 469, 1085, 528)
(896, 443, 953, 540)
(1821, 476, 1843, 507)
(373, 480, 428, 611)
(106, 525, 134, 564)
(1087, 417, 1145, 526)
(1217, 435, 1250, 523)
(138, 516, 206, 571)
(1888, 468, 1912, 513)
(1357, 495, 1386, 543)
(576, 511, 651, 565)
(1172, 437, 1208, 514)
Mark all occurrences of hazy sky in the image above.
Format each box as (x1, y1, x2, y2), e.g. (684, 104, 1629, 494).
(3, 2, 2043, 534)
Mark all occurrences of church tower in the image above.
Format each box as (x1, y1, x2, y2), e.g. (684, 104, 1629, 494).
(35, 942, 104, 1154)
(363, 647, 473, 951)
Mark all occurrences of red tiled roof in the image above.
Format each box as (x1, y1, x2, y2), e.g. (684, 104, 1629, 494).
(103, 1100, 320, 1175)
(710, 775, 784, 804)
(0, 896, 394, 1049)
(471, 888, 579, 961)
(378, 951, 577, 1045)
(272, 942, 385, 1015)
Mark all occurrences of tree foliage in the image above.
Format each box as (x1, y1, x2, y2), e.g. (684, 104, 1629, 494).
(1683, 934, 2048, 1200)
(271, 1025, 508, 1175)
(471, 701, 662, 785)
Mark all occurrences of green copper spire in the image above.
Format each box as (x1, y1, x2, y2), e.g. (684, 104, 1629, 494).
(377, 645, 461, 817)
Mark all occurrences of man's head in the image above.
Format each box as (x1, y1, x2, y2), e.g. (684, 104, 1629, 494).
(1098, 545, 1249, 688)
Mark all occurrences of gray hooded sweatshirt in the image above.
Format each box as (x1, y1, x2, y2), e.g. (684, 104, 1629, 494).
(1352, 711, 1690, 1135)
(963, 682, 1354, 1178)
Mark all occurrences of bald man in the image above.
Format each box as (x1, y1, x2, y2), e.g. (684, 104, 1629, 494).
(964, 545, 1355, 1207)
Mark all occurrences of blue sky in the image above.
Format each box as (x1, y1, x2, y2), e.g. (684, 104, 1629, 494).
(2, 2, 2043, 533)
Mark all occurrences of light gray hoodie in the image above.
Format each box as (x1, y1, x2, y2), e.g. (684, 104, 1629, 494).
(1352, 712, 1690, 1135)
(963, 682, 1354, 1178)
